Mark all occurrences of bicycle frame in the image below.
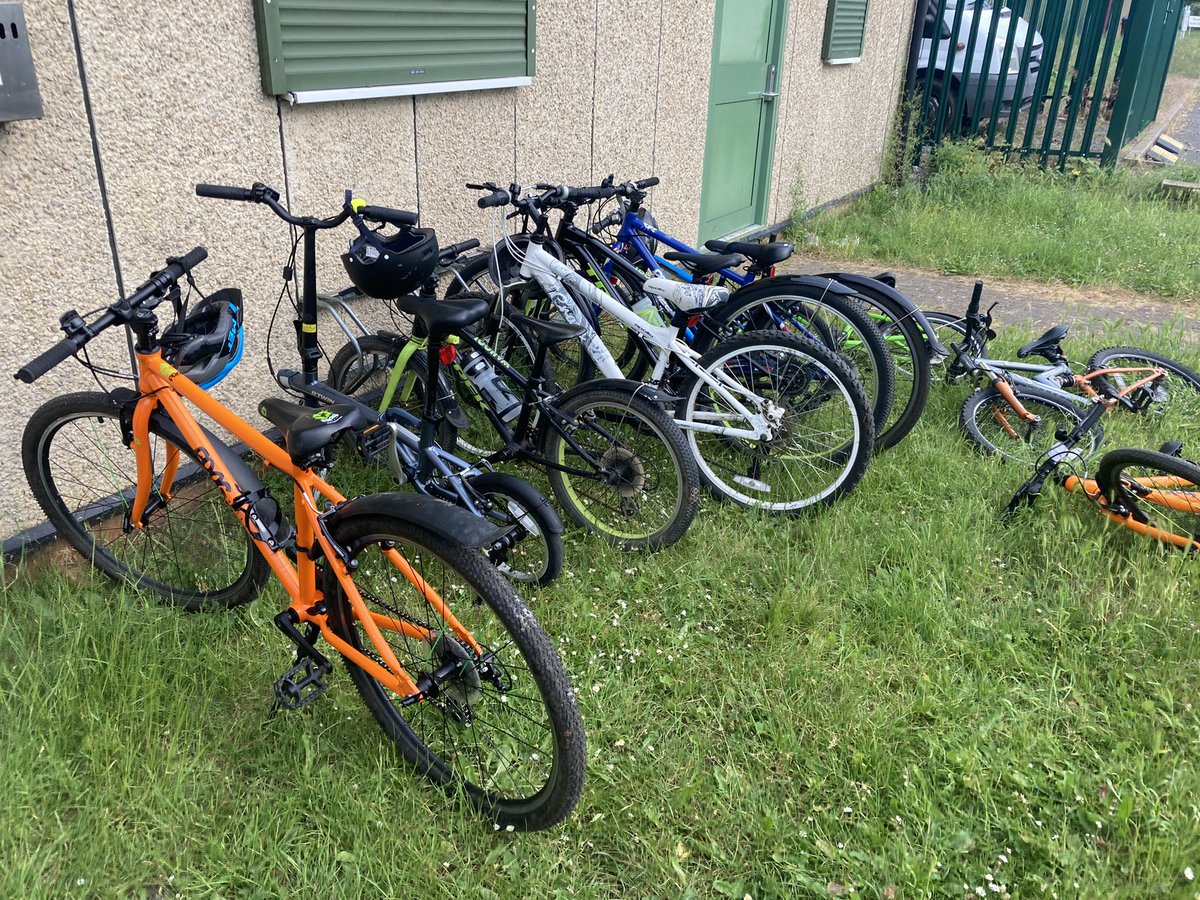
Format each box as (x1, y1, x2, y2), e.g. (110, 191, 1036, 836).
(518, 239, 774, 442)
(952, 332, 1166, 425)
(1063, 472, 1200, 551)
(613, 209, 752, 285)
(971, 354, 1167, 406)
(129, 346, 482, 700)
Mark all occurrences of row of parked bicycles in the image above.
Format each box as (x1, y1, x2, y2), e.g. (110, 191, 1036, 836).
(14, 175, 1199, 832)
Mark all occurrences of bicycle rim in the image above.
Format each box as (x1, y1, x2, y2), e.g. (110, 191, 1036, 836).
(681, 336, 870, 511)
(325, 517, 584, 828)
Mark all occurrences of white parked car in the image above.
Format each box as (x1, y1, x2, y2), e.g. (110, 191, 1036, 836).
(917, 0, 1045, 132)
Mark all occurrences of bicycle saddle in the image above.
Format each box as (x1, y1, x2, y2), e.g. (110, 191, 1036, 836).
(661, 251, 743, 279)
(704, 239, 793, 269)
(259, 398, 373, 464)
(503, 306, 588, 345)
(1017, 324, 1069, 360)
(393, 294, 490, 340)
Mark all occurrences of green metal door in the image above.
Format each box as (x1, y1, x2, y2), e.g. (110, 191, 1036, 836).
(1105, 0, 1187, 161)
(698, 0, 787, 242)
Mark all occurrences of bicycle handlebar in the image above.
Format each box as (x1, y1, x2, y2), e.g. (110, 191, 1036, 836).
(358, 204, 419, 228)
(15, 246, 209, 383)
(438, 239, 481, 262)
(196, 183, 254, 202)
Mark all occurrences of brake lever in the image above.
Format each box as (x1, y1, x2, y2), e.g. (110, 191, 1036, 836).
(1001, 473, 1046, 522)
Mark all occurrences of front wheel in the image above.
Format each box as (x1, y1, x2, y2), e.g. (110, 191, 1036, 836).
(22, 392, 269, 610)
(542, 387, 700, 550)
(676, 331, 875, 512)
(324, 514, 586, 830)
(466, 471, 564, 586)
(1094, 448, 1200, 553)
(960, 383, 1097, 466)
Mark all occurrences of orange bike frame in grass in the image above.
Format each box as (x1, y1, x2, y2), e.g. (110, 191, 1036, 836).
(128, 347, 483, 698)
(1062, 472, 1200, 552)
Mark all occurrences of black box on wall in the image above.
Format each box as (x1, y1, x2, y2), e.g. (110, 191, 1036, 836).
(0, 2, 43, 122)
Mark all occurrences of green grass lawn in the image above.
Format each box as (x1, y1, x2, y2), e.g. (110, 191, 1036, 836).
(4, 324, 1200, 898)
(801, 144, 1200, 301)
(1171, 31, 1200, 79)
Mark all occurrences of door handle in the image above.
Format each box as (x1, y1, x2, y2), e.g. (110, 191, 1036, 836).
(761, 63, 779, 101)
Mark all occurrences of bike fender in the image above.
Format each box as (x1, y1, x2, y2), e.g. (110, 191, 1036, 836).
(121, 392, 270, 498)
(818, 271, 949, 357)
(325, 492, 504, 550)
(729, 273, 861, 303)
(556, 377, 679, 406)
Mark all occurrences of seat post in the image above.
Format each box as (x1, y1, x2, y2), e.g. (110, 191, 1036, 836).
(419, 329, 443, 465)
(297, 222, 322, 402)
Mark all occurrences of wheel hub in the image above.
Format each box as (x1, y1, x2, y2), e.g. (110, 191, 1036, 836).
(600, 445, 646, 499)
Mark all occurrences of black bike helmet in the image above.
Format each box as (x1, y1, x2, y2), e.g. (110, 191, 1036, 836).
(161, 288, 245, 389)
(341, 214, 439, 299)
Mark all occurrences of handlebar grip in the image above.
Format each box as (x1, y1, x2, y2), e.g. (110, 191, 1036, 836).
(635, 177, 659, 189)
(571, 185, 616, 202)
(360, 205, 419, 228)
(478, 190, 511, 209)
(15, 336, 81, 383)
(967, 280, 984, 318)
(173, 245, 209, 274)
(440, 239, 481, 259)
(196, 184, 253, 201)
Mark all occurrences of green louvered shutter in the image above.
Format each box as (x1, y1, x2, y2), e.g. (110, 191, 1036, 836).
(253, 0, 536, 100)
(822, 0, 870, 64)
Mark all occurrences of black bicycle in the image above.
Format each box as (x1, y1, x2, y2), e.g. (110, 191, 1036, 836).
(196, 183, 565, 585)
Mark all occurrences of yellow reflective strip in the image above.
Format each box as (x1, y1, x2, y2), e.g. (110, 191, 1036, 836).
(302, 323, 317, 333)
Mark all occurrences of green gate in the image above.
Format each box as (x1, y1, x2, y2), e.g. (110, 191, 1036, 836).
(913, 0, 1186, 167)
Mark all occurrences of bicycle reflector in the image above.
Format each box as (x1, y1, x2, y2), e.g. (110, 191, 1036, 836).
(439, 343, 458, 365)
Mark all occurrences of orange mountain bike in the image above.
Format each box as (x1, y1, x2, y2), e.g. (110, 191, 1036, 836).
(1003, 403, 1200, 553)
(14, 248, 585, 830)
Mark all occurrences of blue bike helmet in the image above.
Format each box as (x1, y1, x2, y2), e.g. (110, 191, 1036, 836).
(161, 288, 245, 389)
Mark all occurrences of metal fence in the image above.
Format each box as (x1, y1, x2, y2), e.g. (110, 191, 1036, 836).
(913, 0, 1186, 168)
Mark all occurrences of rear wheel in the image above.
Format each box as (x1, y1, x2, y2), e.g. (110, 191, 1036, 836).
(466, 471, 564, 586)
(676, 331, 875, 512)
(22, 392, 268, 610)
(1086, 347, 1200, 446)
(1095, 448, 1200, 553)
(324, 514, 585, 830)
(960, 384, 1096, 466)
(703, 290, 895, 441)
(542, 387, 699, 550)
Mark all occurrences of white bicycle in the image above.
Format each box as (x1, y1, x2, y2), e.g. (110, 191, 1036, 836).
(467, 182, 876, 513)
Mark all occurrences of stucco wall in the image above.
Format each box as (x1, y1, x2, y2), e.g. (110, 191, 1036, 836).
(2, 0, 914, 538)
(770, 0, 917, 224)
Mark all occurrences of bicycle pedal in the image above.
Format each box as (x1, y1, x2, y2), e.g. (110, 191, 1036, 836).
(274, 657, 330, 710)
